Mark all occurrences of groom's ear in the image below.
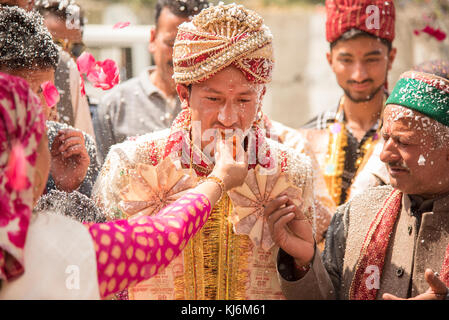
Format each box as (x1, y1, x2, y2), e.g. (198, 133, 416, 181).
(177, 84, 190, 105)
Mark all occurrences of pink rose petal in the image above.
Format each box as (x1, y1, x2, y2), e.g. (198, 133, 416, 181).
(80, 75, 86, 97)
(113, 21, 130, 29)
(76, 52, 96, 74)
(6, 144, 27, 191)
(77, 52, 120, 91)
(40, 81, 60, 108)
(86, 62, 101, 83)
(90, 59, 120, 90)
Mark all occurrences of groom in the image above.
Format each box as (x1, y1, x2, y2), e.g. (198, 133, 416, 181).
(94, 3, 323, 300)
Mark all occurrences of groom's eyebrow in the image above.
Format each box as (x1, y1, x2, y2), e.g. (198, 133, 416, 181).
(202, 87, 222, 94)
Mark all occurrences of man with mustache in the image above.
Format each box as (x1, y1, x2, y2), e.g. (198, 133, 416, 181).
(269, 70, 449, 300)
(299, 0, 397, 208)
(94, 3, 318, 300)
(94, 0, 210, 164)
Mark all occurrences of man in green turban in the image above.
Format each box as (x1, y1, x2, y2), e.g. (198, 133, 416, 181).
(268, 70, 449, 300)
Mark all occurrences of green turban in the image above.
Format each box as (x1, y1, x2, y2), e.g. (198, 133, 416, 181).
(386, 71, 449, 127)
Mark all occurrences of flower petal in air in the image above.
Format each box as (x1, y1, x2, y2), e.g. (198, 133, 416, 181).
(80, 75, 86, 97)
(92, 59, 120, 90)
(6, 144, 27, 191)
(76, 52, 96, 74)
(40, 81, 60, 108)
(421, 25, 447, 42)
(113, 22, 130, 29)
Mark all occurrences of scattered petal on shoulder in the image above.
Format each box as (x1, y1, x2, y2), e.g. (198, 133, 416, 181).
(6, 144, 27, 191)
(113, 21, 131, 29)
(40, 81, 60, 108)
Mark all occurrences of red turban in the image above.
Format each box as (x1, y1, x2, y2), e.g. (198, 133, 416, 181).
(325, 0, 395, 43)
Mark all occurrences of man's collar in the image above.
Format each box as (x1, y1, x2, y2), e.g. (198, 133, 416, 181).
(404, 192, 449, 215)
(139, 66, 163, 98)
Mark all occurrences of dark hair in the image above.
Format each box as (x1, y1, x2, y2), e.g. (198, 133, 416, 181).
(155, 0, 210, 28)
(0, 5, 59, 70)
(35, 0, 86, 31)
(330, 28, 392, 52)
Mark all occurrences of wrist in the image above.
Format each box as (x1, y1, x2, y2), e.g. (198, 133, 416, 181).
(203, 175, 225, 202)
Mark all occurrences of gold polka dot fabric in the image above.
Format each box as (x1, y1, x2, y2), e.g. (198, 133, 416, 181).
(85, 192, 211, 299)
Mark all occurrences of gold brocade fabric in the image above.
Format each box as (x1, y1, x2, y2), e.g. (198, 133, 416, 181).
(323, 97, 384, 206)
(98, 125, 307, 300)
(128, 193, 285, 300)
(323, 124, 348, 206)
(323, 123, 380, 206)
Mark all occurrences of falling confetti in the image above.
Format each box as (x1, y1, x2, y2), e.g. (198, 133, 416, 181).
(113, 22, 131, 29)
(418, 155, 426, 166)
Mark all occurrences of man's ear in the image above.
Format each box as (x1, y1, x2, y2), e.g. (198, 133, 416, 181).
(148, 27, 157, 54)
(326, 51, 332, 67)
(387, 47, 397, 71)
(177, 84, 190, 106)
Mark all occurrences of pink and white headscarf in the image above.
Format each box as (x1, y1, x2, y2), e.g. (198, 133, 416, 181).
(0, 72, 46, 281)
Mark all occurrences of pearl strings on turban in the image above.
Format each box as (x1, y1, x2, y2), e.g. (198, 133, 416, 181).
(173, 3, 274, 85)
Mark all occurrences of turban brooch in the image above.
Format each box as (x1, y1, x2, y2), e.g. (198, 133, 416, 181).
(173, 3, 274, 85)
(325, 0, 395, 43)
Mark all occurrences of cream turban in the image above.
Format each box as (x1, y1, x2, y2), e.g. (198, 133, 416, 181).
(173, 3, 274, 85)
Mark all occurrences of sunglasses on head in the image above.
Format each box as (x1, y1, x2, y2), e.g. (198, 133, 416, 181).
(53, 38, 86, 58)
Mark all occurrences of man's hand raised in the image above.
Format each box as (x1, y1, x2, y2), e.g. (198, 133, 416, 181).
(50, 129, 90, 192)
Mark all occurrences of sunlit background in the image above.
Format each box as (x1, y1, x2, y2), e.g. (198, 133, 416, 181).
(78, 0, 449, 128)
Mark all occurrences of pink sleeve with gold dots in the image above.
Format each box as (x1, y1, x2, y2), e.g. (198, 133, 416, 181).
(85, 192, 211, 299)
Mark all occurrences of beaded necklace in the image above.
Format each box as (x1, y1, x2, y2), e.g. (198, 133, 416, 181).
(323, 95, 384, 205)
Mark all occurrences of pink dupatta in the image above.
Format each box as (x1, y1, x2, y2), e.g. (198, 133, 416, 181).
(0, 72, 46, 281)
